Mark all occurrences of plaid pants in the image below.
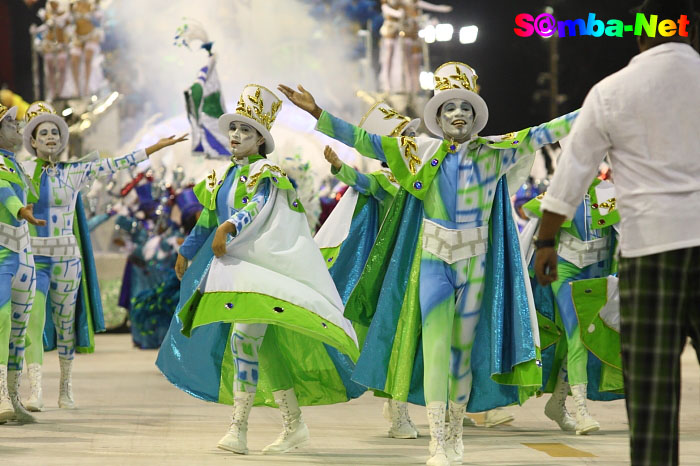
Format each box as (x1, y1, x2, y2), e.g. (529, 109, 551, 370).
(619, 246, 700, 466)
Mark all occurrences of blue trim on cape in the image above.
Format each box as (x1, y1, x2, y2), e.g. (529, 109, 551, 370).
(323, 194, 380, 400)
(156, 231, 227, 402)
(328, 195, 379, 304)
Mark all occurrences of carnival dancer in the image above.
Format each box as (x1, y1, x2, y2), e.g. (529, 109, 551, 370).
(69, 0, 103, 97)
(21, 101, 186, 411)
(0, 104, 45, 424)
(523, 177, 624, 435)
(280, 61, 577, 465)
(157, 85, 358, 456)
(34, 0, 72, 100)
(315, 101, 419, 439)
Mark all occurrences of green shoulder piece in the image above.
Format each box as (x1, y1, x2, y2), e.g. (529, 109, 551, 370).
(571, 278, 622, 370)
(383, 139, 450, 200)
(588, 179, 620, 229)
(0, 157, 24, 187)
(369, 170, 399, 198)
(193, 173, 216, 211)
(236, 161, 302, 212)
(522, 194, 572, 228)
(479, 127, 531, 150)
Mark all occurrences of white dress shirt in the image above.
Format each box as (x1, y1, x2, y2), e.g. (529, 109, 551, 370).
(542, 43, 700, 258)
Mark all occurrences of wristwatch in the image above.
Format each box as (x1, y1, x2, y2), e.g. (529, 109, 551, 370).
(533, 236, 556, 250)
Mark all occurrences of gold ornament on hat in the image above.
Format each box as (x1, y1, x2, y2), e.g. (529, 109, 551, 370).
(434, 64, 479, 93)
(235, 87, 282, 131)
(25, 102, 57, 122)
(0, 104, 9, 121)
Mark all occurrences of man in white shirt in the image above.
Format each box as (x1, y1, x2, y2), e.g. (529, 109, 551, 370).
(534, 1, 699, 465)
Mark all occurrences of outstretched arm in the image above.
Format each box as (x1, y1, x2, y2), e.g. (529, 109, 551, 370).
(75, 135, 188, 188)
(500, 110, 580, 176)
(278, 84, 398, 163)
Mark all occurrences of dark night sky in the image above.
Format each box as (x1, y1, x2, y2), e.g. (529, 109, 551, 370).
(430, 0, 644, 134)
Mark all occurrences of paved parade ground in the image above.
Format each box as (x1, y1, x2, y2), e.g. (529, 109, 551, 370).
(2, 334, 699, 465)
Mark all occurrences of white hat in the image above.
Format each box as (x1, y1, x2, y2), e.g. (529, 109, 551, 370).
(218, 84, 282, 154)
(358, 101, 421, 137)
(0, 104, 17, 126)
(423, 62, 489, 139)
(23, 101, 70, 157)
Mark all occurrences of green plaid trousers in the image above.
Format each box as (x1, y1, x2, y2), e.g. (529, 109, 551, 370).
(619, 246, 700, 466)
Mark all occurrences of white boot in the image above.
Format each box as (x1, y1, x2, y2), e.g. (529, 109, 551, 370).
(484, 407, 515, 427)
(0, 366, 15, 423)
(571, 384, 600, 435)
(58, 359, 76, 409)
(24, 363, 43, 412)
(217, 391, 254, 454)
(262, 389, 310, 454)
(426, 401, 449, 466)
(387, 399, 418, 439)
(445, 401, 466, 464)
(8, 370, 35, 423)
(544, 364, 576, 432)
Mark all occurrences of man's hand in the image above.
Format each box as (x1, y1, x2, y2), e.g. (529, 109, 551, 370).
(146, 134, 189, 156)
(534, 246, 559, 285)
(323, 146, 343, 170)
(277, 84, 322, 119)
(212, 222, 236, 258)
(17, 204, 46, 226)
(175, 253, 188, 281)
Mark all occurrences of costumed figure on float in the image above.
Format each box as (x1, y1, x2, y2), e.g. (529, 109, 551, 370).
(69, 0, 103, 97)
(33, 0, 72, 101)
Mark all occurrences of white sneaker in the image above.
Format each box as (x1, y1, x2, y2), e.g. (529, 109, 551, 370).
(7, 370, 35, 423)
(58, 359, 76, 409)
(571, 384, 600, 435)
(262, 389, 310, 454)
(387, 400, 418, 439)
(217, 392, 254, 454)
(484, 408, 514, 427)
(24, 364, 43, 412)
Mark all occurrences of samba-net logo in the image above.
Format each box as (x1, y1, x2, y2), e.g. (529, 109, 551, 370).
(514, 13, 692, 38)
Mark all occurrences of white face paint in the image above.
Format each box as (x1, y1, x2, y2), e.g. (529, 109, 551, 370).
(437, 98, 475, 143)
(31, 121, 62, 159)
(228, 121, 264, 158)
(0, 117, 22, 150)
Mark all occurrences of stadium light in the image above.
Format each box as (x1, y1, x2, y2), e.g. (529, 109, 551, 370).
(459, 25, 478, 44)
(421, 25, 436, 43)
(435, 23, 454, 42)
(419, 71, 435, 90)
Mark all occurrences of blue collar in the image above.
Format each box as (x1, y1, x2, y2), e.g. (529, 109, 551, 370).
(0, 148, 15, 158)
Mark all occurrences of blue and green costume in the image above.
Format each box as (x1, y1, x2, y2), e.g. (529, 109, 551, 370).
(157, 156, 360, 407)
(0, 149, 36, 372)
(315, 109, 577, 410)
(525, 179, 624, 400)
